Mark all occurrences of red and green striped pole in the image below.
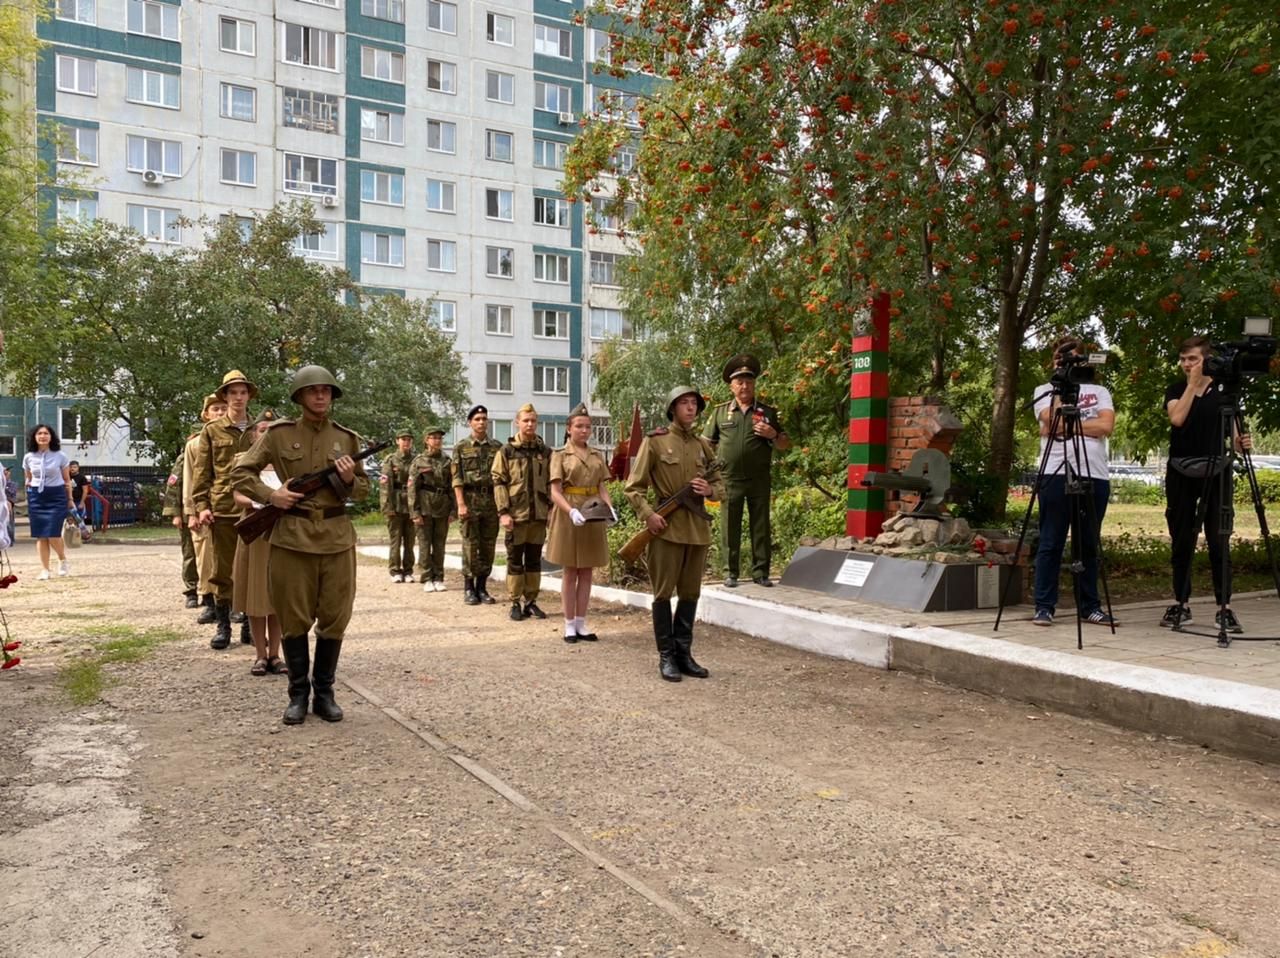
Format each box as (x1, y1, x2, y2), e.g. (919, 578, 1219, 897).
(847, 292, 891, 538)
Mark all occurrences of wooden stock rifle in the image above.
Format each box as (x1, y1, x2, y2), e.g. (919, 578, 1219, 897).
(235, 438, 390, 544)
(617, 481, 713, 564)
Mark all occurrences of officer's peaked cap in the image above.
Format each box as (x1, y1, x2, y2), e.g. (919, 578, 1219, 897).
(722, 354, 761, 383)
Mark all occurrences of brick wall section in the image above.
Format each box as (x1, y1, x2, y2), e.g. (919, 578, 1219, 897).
(886, 397, 963, 514)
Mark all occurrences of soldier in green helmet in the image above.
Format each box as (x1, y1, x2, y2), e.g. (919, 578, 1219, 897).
(232, 364, 369, 726)
(380, 426, 416, 582)
(451, 404, 502, 605)
(410, 423, 454, 592)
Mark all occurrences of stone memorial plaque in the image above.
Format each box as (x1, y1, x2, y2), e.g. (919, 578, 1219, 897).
(976, 563, 1000, 608)
(834, 556, 875, 588)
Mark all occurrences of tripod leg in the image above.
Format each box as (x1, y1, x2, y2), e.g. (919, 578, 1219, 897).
(994, 410, 1062, 631)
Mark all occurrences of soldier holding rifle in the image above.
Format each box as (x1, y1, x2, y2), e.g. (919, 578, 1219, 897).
(625, 387, 726, 682)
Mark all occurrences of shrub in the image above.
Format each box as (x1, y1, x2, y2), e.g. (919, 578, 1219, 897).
(1109, 478, 1165, 505)
(1237, 468, 1280, 505)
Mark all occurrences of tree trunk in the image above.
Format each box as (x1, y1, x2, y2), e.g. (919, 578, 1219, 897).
(988, 296, 1024, 520)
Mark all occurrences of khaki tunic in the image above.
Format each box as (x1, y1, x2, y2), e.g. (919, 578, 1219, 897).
(546, 445, 611, 568)
(189, 415, 255, 517)
(181, 433, 214, 594)
(624, 424, 725, 545)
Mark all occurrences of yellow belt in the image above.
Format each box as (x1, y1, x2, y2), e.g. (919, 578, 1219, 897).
(563, 485, 596, 495)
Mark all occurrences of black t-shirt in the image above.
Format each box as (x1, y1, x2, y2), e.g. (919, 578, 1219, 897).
(71, 472, 89, 505)
(1165, 381, 1231, 458)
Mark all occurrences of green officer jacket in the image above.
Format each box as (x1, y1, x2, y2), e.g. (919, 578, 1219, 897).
(409, 450, 454, 520)
(451, 435, 502, 511)
(492, 434, 552, 522)
(703, 399, 783, 486)
(379, 449, 416, 515)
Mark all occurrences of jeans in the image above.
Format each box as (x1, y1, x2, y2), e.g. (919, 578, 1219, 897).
(1033, 474, 1110, 614)
(1165, 467, 1231, 604)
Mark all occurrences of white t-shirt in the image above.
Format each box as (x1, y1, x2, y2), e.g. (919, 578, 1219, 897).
(1033, 382, 1112, 481)
(22, 450, 71, 492)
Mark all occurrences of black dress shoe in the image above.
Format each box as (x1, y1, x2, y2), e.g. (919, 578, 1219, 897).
(752, 577, 774, 587)
(575, 632, 598, 642)
(479, 592, 496, 605)
(523, 602, 546, 620)
(724, 576, 739, 588)
(510, 602, 527, 621)
(563, 632, 579, 643)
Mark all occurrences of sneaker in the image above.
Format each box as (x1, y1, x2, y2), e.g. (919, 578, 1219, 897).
(404, 574, 415, 583)
(1159, 605, 1192, 628)
(37, 570, 50, 581)
(390, 573, 401, 583)
(423, 581, 433, 593)
(1215, 608, 1243, 634)
(57, 561, 70, 577)
(1031, 609, 1053, 626)
(433, 580, 446, 592)
(1084, 609, 1117, 627)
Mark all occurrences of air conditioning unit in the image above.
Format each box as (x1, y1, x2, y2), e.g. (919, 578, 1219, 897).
(321, 195, 338, 208)
(557, 111, 575, 126)
(141, 169, 165, 185)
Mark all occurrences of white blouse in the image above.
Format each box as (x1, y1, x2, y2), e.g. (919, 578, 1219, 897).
(23, 451, 70, 493)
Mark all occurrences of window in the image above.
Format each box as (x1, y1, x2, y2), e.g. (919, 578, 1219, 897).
(485, 188, 513, 221)
(429, 300, 457, 331)
(591, 307, 633, 340)
(0, 437, 13, 457)
(219, 83, 256, 121)
(126, 135, 182, 176)
(486, 362, 513, 393)
(126, 67, 180, 108)
(283, 152, 338, 196)
(590, 418, 615, 450)
(56, 55, 97, 96)
(486, 246, 514, 278)
(283, 24, 338, 70)
(283, 88, 339, 134)
(485, 129, 513, 162)
(361, 232, 405, 267)
(426, 179, 455, 213)
(361, 170, 404, 206)
(220, 148, 257, 186)
(533, 364, 570, 395)
(56, 0, 94, 25)
(128, 0, 178, 40)
(426, 59, 456, 94)
(597, 87, 641, 125)
(486, 12, 514, 45)
(294, 226, 339, 260)
(534, 307, 569, 339)
(220, 213, 254, 240)
(533, 138, 568, 170)
(361, 0, 404, 23)
(534, 24, 572, 59)
(590, 196, 635, 232)
(219, 17, 255, 55)
(534, 81, 571, 113)
(486, 70, 514, 104)
(485, 304, 513, 335)
(58, 196, 98, 223)
(427, 238, 457, 272)
(534, 252, 570, 283)
(427, 0, 456, 34)
(590, 250, 628, 285)
(588, 28, 612, 64)
(427, 119, 456, 153)
(534, 195, 570, 227)
(362, 46, 405, 83)
(61, 408, 97, 442)
(300, 0, 339, 7)
(360, 108, 403, 145)
(611, 143, 638, 175)
(57, 125, 98, 165)
(126, 204, 182, 243)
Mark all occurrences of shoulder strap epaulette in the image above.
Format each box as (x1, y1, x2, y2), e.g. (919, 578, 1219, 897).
(266, 418, 295, 429)
(647, 427, 669, 437)
(330, 421, 361, 440)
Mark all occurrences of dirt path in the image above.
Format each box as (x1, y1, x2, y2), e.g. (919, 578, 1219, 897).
(2, 541, 1278, 957)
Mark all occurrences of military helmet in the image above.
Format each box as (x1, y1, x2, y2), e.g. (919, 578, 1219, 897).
(577, 495, 614, 522)
(665, 385, 706, 421)
(290, 365, 343, 402)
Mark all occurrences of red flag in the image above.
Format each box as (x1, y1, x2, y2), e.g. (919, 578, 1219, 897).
(624, 403, 643, 479)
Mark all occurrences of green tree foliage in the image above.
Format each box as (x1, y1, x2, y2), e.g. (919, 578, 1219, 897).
(566, 0, 1279, 514)
(1, 204, 468, 460)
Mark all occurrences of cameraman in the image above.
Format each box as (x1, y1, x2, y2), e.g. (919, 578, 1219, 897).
(1031, 337, 1116, 627)
(1162, 336, 1252, 631)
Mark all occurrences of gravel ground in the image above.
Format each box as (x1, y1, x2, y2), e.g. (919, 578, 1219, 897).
(1, 540, 1278, 958)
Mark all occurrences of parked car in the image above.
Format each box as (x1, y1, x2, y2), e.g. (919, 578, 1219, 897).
(1107, 463, 1163, 486)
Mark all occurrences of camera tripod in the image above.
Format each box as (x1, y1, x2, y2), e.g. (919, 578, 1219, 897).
(1167, 387, 1280, 647)
(994, 387, 1117, 650)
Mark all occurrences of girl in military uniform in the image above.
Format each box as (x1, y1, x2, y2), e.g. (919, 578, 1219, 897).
(231, 410, 285, 675)
(547, 403, 615, 642)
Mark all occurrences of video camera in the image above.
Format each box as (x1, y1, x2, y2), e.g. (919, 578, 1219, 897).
(1206, 317, 1276, 386)
(1049, 346, 1107, 399)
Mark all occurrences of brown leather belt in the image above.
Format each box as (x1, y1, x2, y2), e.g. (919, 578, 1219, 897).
(284, 505, 347, 520)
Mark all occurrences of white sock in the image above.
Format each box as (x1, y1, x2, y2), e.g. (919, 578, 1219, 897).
(564, 620, 577, 637)
(574, 616, 586, 632)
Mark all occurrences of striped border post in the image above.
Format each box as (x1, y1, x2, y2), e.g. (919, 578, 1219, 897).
(847, 292, 891, 538)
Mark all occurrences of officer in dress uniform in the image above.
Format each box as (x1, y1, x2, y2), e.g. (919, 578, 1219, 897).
(183, 394, 227, 624)
(231, 365, 369, 726)
(410, 424, 454, 592)
(380, 426, 416, 582)
(703, 354, 790, 587)
(491, 403, 553, 621)
(625, 386, 726, 682)
(451, 405, 502, 605)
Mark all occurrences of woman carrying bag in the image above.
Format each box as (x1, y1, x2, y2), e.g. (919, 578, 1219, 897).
(22, 424, 74, 580)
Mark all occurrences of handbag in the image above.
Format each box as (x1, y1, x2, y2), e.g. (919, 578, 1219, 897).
(1168, 455, 1232, 480)
(63, 517, 82, 550)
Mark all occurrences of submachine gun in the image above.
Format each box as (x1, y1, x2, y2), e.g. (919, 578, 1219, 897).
(235, 438, 391, 544)
(860, 448, 952, 517)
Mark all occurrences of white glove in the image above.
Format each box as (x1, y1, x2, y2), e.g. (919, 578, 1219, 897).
(608, 506, 619, 526)
(569, 508, 586, 526)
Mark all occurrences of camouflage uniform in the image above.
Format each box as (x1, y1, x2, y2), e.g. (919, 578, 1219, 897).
(409, 442, 453, 586)
(161, 443, 198, 602)
(451, 432, 502, 603)
(492, 432, 552, 612)
(380, 443, 416, 580)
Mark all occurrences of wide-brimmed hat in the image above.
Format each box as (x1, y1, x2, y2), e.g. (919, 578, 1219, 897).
(722, 354, 761, 383)
(216, 369, 259, 400)
(201, 393, 224, 415)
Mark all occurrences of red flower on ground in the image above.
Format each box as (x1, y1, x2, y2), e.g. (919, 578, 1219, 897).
(3, 641, 19, 652)
(1, 658, 20, 670)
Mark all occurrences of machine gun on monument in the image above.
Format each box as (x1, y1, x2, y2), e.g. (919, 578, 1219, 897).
(860, 448, 952, 517)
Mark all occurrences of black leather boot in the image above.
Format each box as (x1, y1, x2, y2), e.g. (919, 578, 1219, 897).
(196, 593, 216, 624)
(652, 599, 681, 682)
(477, 578, 496, 604)
(230, 610, 247, 624)
(463, 577, 480, 605)
(210, 601, 232, 650)
(311, 637, 344, 722)
(184, 591, 199, 609)
(673, 599, 709, 678)
(239, 617, 252, 644)
(282, 635, 310, 725)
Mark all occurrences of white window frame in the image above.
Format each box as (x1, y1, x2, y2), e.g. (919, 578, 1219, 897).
(485, 304, 513, 336)
(57, 125, 98, 166)
(282, 88, 339, 134)
(298, 0, 339, 7)
(125, 66, 180, 108)
(532, 364, 570, 396)
(56, 55, 97, 96)
(362, 46, 405, 84)
(590, 306, 634, 340)
(426, 119, 456, 154)
(485, 362, 513, 394)
(486, 12, 514, 45)
(426, 178, 455, 213)
(282, 152, 339, 196)
(588, 28, 612, 64)
(426, 59, 457, 94)
(126, 135, 182, 177)
(486, 246, 514, 279)
(429, 300, 457, 331)
(293, 226, 340, 261)
(361, 231, 405, 268)
(58, 196, 98, 224)
(361, 0, 405, 23)
(126, 204, 182, 244)
(219, 148, 257, 186)
(534, 80, 572, 114)
(127, 0, 179, 41)
(534, 23, 572, 59)
(533, 195, 570, 228)
(360, 169, 405, 206)
(590, 250, 626, 286)
(533, 138, 567, 170)
(427, 238, 457, 272)
(485, 187, 513, 222)
(427, 0, 456, 34)
(282, 23, 339, 71)
(534, 252, 570, 284)
(360, 108, 403, 145)
(485, 129, 513, 163)
(219, 16, 256, 56)
(485, 70, 514, 104)
(533, 307, 569, 340)
(56, 0, 95, 25)
(219, 82, 256, 122)
(611, 142, 638, 175)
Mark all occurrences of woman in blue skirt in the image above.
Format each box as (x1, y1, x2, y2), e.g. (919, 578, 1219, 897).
(22, 424, 74, 580)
